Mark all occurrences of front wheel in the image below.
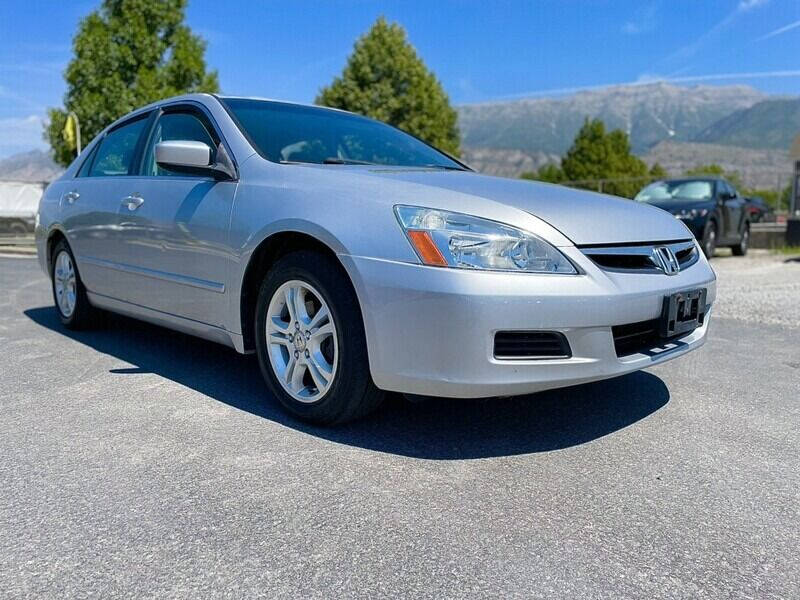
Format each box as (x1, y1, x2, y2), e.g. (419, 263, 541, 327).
(254, 251, 384, 425)
(701, 221, 717, 258)
(732, 224, 749, 256)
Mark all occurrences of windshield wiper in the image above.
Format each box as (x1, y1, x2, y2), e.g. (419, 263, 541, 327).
(322, 157, 376, 165)
(421, 164, 467, 171)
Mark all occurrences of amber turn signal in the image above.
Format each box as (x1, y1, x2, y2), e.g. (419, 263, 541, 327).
(407, 230, 448, 267)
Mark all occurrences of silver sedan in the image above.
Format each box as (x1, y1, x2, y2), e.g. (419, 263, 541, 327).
(36, 94, 716, 424)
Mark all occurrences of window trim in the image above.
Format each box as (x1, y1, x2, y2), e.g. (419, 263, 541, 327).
(136, 100, 238, 180)
(76, 141, 100, 178)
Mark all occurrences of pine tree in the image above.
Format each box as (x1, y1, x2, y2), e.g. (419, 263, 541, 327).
(560, 119, 649, 198)
(316, 17, 460, 156)
(46, 0, 218, 166)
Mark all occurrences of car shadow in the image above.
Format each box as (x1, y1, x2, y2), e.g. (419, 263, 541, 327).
(24, 306, 670, 460)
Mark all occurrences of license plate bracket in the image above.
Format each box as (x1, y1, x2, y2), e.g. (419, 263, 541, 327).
(660, 288, 707, 338)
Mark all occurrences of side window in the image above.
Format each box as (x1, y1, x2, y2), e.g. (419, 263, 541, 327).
(76, 143, 99, 177)
(89, 117, 148, 177)
(720, 182, 733, 198)
(142, 111, 217, 177)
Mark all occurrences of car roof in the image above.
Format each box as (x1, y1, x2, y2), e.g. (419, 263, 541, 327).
(659, 177, 723, 184)
(216, 95, 356, 116)
(101, 93, 219, 130)
(104, 93, 371, 135)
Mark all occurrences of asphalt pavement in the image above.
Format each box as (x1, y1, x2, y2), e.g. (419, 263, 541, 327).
(1, 253, 798, 598)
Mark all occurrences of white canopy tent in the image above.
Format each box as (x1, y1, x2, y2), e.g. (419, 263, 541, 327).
(0, 180, 45, 218)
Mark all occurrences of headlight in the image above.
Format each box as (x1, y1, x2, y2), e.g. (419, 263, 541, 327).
(394, 205, 577, 274)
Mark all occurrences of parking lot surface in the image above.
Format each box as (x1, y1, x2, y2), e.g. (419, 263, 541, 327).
(1, 253, 798, 598)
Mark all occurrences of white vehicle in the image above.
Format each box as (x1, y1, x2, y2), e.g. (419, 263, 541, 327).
(0, 180, 42, 234)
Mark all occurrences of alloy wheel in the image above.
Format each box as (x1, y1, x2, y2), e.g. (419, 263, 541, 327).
(265, 280, 338, 403)
(54, 250, 77, 317)
(705, 226, 716, 257)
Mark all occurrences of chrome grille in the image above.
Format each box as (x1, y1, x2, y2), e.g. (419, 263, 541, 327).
(580, 240, 698, 274)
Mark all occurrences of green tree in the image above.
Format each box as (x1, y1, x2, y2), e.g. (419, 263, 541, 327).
(649, 163, 668, 179)
(686, 164, 724, 177)
(316, 17, 460, 156)
(46, 0, 219, 166)
(686, 164, 743, 189)
(521, 163, 564, 184)
(558, 119, 649, 198)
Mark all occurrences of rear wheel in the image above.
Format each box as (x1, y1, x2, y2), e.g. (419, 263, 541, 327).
(732, 224, 749, 256)
(701, 221, 717, 258)
(9, 221, 28, 235)
(254, 250, 384, 424)
(50, 238, 98, 329)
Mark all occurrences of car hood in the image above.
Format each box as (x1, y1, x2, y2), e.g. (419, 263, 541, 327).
(355, 168, 693, 246)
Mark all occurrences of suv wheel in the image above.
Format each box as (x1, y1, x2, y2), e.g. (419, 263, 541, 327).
(254, 250, 384, 424)
(732, 224, 749, 256)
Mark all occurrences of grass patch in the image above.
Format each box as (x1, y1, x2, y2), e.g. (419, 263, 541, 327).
(770, 246, 800, 256)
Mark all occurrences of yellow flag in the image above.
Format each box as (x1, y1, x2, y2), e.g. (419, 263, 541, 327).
(63, 113, 76, 150)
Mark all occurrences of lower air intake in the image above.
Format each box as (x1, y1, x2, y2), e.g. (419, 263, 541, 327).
(494, 331, 571, 360)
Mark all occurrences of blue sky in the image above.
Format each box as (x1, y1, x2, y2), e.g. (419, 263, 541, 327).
(1, 0, 799, 158)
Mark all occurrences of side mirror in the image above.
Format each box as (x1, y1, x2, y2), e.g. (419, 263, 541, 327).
(155, 140, 236, 181)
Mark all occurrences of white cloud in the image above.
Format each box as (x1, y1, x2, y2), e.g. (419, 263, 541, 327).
(0, 115, 48, 159)
(622, 3, 659, 35)
(665, 0, 770, 62)
(756, 19, 800, 41)
(738, 0, 769, 11)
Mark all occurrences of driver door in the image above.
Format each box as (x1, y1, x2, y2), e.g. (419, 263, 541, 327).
(115, 106, 237, 326)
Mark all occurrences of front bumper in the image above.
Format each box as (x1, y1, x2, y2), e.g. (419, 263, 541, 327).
(341, 245, 716, 398)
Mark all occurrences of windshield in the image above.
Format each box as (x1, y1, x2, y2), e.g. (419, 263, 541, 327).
(635, 180, 714, 203)
(221, 98, 464, 169)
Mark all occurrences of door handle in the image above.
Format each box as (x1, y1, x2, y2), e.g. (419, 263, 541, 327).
(62, 190, 79, 204)
(122, 194, 144, 211)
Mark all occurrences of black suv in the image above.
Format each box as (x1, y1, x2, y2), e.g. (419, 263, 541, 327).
(634, 177, 750, 258)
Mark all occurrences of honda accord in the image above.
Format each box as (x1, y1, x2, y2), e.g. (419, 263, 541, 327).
(36, 95, 716, 424)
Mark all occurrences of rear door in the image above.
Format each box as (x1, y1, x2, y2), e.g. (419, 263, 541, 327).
(113, 105, 237, 326)
(62, 113, 151, 298)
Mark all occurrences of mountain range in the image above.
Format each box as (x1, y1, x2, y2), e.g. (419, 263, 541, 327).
(458, 82, 798, 188)
(692, 97, 800, 150)
(0, 150, 63, 183)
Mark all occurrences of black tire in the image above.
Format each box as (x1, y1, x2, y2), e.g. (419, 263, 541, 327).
(701, 220, 717, 258)
(254, 250, 384, 425)
(50, 238, 98, 329)
(732, 224, 749, 256)
(9, 221, 28, 235)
